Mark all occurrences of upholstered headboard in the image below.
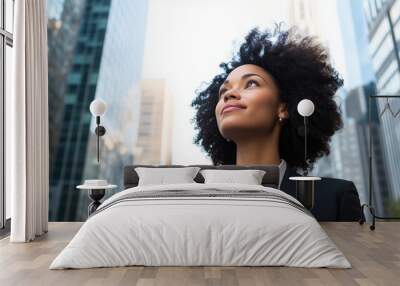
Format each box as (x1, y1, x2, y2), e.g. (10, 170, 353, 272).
(123, 164, 280, 189)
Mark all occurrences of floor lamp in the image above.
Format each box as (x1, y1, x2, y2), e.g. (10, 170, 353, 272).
(289, 99, 321, 210)
(76, 99, 116, 217)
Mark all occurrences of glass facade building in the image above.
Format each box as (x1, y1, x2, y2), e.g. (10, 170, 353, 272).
(49, 0, 113, 221)
(364, 0, 400, 205)
(48, 0, 148, 221)
(291, 0, 393, 216)
(77, 0, 149, 220)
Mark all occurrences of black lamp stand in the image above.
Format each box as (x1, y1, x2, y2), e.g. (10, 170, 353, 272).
(303, 116, 309, 176)
(94, 116, 106, 163)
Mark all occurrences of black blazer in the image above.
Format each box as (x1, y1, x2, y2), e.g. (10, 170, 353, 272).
(280, 166, 363, 221)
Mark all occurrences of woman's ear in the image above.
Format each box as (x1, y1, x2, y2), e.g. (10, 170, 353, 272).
(278, 102, 289, 119)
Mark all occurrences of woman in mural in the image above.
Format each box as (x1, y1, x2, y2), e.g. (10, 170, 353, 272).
(191, 25, 362, 221)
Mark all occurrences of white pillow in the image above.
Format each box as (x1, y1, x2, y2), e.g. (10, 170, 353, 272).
(135, 167, 201, 186)
(200, 169, 266, 185)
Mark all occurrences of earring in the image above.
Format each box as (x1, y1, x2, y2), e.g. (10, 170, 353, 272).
(226, 137, 231, 142)
(279, 117, 283, 122)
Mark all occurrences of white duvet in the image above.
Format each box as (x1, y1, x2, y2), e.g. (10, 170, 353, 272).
(49, 183, 351, 269)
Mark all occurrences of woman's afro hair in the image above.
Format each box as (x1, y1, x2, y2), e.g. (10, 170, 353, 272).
(190, 25, 344, 170)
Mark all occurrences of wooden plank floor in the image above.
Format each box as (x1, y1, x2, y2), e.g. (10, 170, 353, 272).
(0, 222, 399, 286)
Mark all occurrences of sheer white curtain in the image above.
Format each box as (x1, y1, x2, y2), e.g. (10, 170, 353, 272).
(7, 0, 49, 242)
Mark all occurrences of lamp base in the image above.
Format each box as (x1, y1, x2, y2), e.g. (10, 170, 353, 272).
(88, 189, 105, 216)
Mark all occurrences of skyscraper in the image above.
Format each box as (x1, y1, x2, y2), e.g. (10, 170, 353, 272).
(49, 0, 113, 221)
(133, 79, 173, 165)
(77, 0, 149, 221)
(337, 0, 376, 89)
(363, 0, 400, 202)
(289, 0, 390, 214)
(343, 82, 389, 214)
(47, 0, 86, 183)
(48, 0, 149, 221)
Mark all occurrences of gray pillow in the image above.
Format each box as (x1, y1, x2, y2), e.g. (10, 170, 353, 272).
(135, 167, 201, 186)
(200, 169, 266, 185)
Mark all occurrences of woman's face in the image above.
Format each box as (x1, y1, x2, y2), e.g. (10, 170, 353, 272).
(215, 64, 286, 141)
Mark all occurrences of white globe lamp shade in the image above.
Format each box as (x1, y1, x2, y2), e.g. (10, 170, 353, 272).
(297, 99, 315, 117)
(90, 99, 107, 116)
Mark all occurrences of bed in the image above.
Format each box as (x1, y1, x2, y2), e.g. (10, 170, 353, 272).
(49, 164, 350, 269)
